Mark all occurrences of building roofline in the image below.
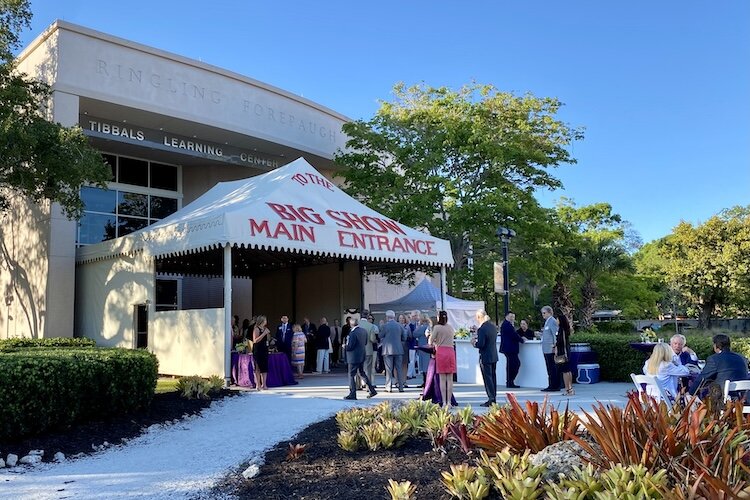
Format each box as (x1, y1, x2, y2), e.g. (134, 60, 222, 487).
(17, 20, 352, 124)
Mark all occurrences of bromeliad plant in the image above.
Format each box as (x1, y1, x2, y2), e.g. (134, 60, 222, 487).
(570, 392, 750, 497)
(470, 393, 580, 453)
(385, 479, 417, 500)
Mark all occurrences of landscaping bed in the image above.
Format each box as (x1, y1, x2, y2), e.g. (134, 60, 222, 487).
(0, 388, 238, 463)
(218, 414, 467, 500)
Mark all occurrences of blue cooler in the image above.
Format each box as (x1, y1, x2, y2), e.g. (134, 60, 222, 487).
(577, 363, 600, 384)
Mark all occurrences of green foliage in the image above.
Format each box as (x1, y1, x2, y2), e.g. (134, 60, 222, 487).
(176, 375, 223, 400)
(423, 407, 452, 449)
(475, 448, 546, 499)
(335, 402, 422, 452)
(0, 1, 110, 217)
(570, 393, 750, 497)
(588, 321, 635, 334)
(0, 347, 157, 440)
(661, 206, 750, 326)
(441, 463, 490, 500)
(335, 82, 582, 294)
(0, 337, 96, 351)
(385, 479, 417, 500)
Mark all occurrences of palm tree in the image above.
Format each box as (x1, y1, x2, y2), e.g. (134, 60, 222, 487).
(573, 236, 632, 329)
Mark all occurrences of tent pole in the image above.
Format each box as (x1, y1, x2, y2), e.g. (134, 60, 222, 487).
(223, 244, 232, 388)
(439, 266, 447, 311)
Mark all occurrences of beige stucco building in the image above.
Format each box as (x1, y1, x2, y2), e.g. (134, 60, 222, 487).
(1, 21, 441, 364)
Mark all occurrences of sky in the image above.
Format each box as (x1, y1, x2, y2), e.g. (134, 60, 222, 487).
(18, 1, 750, 244)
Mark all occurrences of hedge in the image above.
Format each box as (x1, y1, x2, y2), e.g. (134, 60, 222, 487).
(571, 332, 750, 383)
(0, 347, 158, 441)
(0, 337, 96, 351)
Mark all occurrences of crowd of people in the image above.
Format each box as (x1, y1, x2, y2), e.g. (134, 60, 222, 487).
(233, 305, 749, 407)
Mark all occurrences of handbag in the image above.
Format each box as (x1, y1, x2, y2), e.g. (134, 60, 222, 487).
(554, 342, 568, 364)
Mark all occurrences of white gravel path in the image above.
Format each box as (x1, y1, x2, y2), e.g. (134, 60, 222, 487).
(0, 391, 352, 499)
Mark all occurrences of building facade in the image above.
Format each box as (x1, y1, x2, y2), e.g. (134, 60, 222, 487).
(1, 21, 350, 340)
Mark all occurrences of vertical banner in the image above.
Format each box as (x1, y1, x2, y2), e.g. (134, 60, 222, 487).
(493, 262, 505, 294)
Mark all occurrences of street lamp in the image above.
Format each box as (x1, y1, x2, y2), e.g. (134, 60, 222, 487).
(496, 226, 516, 317)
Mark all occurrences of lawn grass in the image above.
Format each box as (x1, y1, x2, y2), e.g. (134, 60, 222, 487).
(155, 378, 179, 394)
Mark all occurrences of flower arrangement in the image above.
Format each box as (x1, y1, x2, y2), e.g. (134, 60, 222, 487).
(235, 340, 253, 353)
(640, 328, 657, 343)
(455, 327, 471, 339)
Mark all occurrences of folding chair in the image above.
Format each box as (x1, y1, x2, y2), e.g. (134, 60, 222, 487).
(631, 373, 673, 410)
(723, 380, 750, 414)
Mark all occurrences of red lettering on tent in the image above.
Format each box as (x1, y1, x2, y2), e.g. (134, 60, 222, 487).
(249, 218, 271, 237)
(404, 238, 418, 253)
(390, 237, 405, 252)
(327, 210, 353, 229)
(267, 202, 297, 221)
(379, 219, 406, 235)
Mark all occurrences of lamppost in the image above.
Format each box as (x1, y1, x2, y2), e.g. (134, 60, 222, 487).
(496, 226, 516, 316)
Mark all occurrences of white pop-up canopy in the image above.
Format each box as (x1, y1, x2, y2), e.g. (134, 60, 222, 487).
(369, 278, 485, 329)
(76, 157, 454, 268)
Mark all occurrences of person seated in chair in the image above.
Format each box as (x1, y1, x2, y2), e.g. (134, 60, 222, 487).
(689, 334, 749, 399)
(670, 334, 699, 366)
(643, 343, 691, 403)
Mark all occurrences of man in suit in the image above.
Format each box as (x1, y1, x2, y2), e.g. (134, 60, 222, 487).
(407, 310, 419, 379)
(499, 311, 524, 389)
(689, 334, 749, 397)
(670, 334, 699, 365)
(302, 317, 317, 372)
(275, 315, 293, 362)
(344, 316, 377, 400)
(330, 319, 342, 366)
(473, 309, 498, 406)
(357, 310, 379, 388)
(379, 310, 406, 392)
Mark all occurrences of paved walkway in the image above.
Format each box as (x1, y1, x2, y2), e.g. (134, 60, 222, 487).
(0, 369, 632, 499)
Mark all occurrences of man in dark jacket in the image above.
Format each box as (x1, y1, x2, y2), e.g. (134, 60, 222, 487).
(689, 334, 749, 397)
(473, 309, 498, 406)
(344, 317, 377, 400)
(499, 311, 524, 388)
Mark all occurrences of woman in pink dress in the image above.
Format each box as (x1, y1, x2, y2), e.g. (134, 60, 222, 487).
(429, 310, 456, 408)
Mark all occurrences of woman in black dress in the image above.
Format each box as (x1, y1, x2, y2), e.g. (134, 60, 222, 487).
(556, 311, 574, 396)
(252, 315, 270, 390)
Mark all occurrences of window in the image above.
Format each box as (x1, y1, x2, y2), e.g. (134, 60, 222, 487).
(117, 157, 149, 186)
(155, 279, 179, 311)
(77, 153, 180, 246)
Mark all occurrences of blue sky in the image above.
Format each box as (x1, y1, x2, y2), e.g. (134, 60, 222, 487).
(20, 1, 750, 244)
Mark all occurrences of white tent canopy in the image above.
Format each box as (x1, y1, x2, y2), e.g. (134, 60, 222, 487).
(76, 157, 454, 381)
(76, 157, 454, 268)
(369, 278, 485, 329)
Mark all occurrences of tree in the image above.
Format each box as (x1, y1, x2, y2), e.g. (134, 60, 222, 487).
(552, 199, 632, 327)
(660, 206, 750, 327)
(335, 83, 582, 294)
(0, 0, 110, 218)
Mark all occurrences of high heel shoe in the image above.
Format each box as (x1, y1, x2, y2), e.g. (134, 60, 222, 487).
(564, 388, 575, 396)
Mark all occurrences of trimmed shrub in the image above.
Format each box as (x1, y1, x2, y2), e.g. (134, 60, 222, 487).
(591, 321, 636, 334)
(0, 347, 158, 440)
(0, 337, 96, 351)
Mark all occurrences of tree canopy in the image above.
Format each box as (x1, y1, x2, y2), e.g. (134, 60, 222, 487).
(335, 82, 583, 295)
(0, 0, 109, 218)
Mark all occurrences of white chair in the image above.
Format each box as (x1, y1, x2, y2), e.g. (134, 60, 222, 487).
(631, 373, 673, 410)
(723, 380, 750, 414)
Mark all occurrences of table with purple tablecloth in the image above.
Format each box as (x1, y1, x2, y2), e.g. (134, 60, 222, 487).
(231, 352, 298, 388)
(418, 347, 457, 406)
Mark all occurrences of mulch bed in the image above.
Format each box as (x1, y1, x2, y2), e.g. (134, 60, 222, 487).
(216, 415, 471, 500)
(0, 389, 239, 462)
